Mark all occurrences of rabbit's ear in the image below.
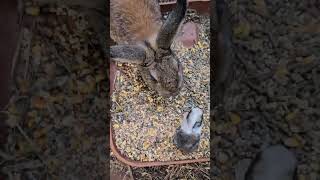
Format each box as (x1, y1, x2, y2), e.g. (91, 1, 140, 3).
(110, 45, 146, 64)
(156, 0, 187, 49)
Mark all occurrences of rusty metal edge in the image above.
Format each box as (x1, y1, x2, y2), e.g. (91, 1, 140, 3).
(159, 0, 210, 14)
(110, 126, 209, 168)
(159, 0, 210, 5)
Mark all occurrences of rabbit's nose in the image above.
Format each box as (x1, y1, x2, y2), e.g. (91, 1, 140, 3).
(160, 92, 174, 98)
(160, 89, 179, 97)
(170, 91, 179, 97)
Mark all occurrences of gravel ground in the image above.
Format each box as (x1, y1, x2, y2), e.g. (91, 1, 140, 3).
(1, 3, 108, 179)
(212, 0, 320, 179)
(111, 12, 210, 162)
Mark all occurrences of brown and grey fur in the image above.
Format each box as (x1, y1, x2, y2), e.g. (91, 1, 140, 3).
(110, 0, 187, 97)
(173, 107, 204, 153)
(110, 0, 163, 45)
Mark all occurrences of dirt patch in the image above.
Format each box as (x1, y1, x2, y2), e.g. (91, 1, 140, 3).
(1, 4, 108, 179)
(212, 0, 320, 179)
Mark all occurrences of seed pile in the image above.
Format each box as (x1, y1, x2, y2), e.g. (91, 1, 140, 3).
(111, 13, 210, 162)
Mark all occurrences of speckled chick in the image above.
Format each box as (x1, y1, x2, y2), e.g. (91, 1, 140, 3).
(245, 145, 298, 180)
(173, 107, 203, 153)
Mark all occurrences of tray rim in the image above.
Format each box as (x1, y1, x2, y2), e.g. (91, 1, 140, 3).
(159, 0, 210, 14)
(110, 126, 210, 168)
(159, 0, 211, 5)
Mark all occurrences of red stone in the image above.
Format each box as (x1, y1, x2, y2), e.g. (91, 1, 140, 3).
(177, 22, 199, 48)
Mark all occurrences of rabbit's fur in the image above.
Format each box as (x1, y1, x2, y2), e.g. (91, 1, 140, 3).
(110, 0, 187, 97)
(173, 107, 204, 153)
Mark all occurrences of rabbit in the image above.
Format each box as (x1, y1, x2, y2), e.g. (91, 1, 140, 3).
(244, 145, 298, 180)
(173, 107, 204, 153)
(110, 0, 187, 97)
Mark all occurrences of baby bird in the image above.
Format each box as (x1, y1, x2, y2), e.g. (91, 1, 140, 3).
(245, 145, 298, 180)
(173, 107, 204, 153)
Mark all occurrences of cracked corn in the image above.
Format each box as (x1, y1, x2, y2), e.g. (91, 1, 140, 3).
(111, 14, 210, 162)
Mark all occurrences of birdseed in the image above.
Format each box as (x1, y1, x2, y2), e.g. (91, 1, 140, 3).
(111, 13, 210, 162)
